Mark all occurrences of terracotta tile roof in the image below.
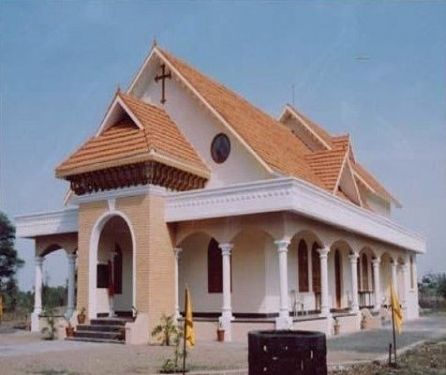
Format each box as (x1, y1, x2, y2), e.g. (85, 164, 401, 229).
(157, 48, 326, 189)
(56, 92, 209, 178)
(157, 47, 398, 205)
(331, 135, 350, 151)
(305, 149, 347, 192)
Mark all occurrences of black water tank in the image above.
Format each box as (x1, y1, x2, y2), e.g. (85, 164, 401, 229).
(248, 330, 327, 375)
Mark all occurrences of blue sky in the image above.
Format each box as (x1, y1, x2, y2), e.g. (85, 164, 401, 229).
(1, 1, 445, 290)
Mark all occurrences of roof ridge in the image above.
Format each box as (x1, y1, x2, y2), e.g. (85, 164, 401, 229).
(117, 92, 153, 153)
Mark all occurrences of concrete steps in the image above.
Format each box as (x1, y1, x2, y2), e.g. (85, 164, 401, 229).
(67, 317, 132, 344)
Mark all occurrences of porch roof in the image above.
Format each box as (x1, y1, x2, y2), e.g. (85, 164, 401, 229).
(15, 178, 425, 254)
(15, 208, 78, 239)
(165, 177, 426, 253)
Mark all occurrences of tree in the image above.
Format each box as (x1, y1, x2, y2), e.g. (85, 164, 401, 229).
(0, 211, 24, 311)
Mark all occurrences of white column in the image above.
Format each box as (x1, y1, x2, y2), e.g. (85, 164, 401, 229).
(318, 247, 330, 317)
(31, 255, 44, 332)
(349, 252, 359, 313)
(372, 257, 381, 311)
(66, 252, 76, 319)
(173, 247, 182, 321)
(275, 239, 291, 329)
(391, 259, 398, 291)
(401, 263, 409, 310)
(218, 243, 234, 341)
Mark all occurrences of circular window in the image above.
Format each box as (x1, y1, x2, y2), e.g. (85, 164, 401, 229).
(211, 133, 231, 164)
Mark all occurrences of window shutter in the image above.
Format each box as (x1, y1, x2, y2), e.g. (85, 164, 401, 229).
(298, 240, 309, 292)
(208, 239, 223, 293)
(362, 254, 369, 291)
(311, 243, 321, 293)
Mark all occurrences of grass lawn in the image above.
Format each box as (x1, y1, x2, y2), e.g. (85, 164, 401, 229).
(331, 337, 446, 375)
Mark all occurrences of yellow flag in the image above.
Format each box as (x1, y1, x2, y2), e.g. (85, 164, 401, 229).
(184, 287, 195, 347)
(390, 284, 403, 334)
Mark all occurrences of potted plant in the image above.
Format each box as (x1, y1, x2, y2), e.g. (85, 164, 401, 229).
(216, 321, 225, 342)
(65, 319, 75, 337)
(360, 314, 367, 330)
(333, 317, 340, 335)
(77, 307, 86, 325)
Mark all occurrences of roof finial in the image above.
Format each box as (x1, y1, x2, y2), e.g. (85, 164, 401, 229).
(152, 37, 158, 49)
(116, 84, 121, 93)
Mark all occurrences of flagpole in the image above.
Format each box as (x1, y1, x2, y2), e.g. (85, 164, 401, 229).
(182, 287, 187, 375)
(182, 315, 187, 375)
(183, 291, 187, 375)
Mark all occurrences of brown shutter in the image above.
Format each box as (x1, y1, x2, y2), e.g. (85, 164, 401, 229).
(362, 253, 369, 291)
(298, 240, 309, 292)
(311, 243, 321, 293)
(335, 249, 342, 308)
(208, 238, 223, 293)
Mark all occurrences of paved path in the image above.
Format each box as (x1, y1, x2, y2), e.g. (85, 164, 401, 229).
(327, 313, 446, 365)
(0, 313, 444, 374)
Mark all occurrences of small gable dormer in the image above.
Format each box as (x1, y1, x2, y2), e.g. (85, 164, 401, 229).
(279, 104, 332, 152)
(55, 91, 209, 195)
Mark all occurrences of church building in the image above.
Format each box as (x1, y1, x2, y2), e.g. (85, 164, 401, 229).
(16, 44, 426, 344)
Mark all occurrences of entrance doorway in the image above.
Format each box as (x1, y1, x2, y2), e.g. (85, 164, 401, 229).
(96, 216, 133, 317)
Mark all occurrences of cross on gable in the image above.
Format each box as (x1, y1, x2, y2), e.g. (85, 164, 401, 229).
(154, 63, 172, 104)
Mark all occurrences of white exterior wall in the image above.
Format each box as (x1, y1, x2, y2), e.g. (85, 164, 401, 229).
(380, 255, 392, 304)
(178, 231, 271, 313)
(179, 233, 221, 312)
(232, 231, 269, 313)
(358, 185, 391, 217)
(264, 240, 280, 313)
(140, 72, 271, 188)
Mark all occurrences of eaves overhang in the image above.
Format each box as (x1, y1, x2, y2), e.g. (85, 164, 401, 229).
(15, 208, 79, 239)
(165, 177, 426, 254)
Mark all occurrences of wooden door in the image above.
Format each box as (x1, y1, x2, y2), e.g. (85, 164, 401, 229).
(335, 249, 342, 309)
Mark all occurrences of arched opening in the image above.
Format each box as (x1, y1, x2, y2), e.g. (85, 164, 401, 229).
(94, 215, 134, 317)
(329, 240, 353, 311)
(40, 246, 71, 315)
(358, 247, 375, 308)
(178, 232, 219, 316)
(288, 230, 323, 315)
(177, 227, 276, 320)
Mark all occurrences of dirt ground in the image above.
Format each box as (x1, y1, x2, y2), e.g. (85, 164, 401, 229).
(330, 337, 446, 375)
(0, 313, 445, 374)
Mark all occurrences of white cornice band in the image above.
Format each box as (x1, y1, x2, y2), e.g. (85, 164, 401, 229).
(15, 178, 425, 254)
(165, 177, 426, 254)
(15, 208, 79, 238)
